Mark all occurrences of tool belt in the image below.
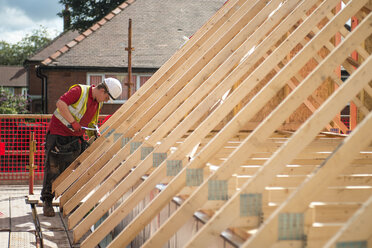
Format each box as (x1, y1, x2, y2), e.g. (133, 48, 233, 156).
(49, 137, 82, 174)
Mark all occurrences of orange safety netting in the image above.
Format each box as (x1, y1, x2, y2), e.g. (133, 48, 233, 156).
(0, 115, 107, 181)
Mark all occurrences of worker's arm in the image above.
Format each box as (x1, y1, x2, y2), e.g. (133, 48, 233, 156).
(56, 99, 76, 124)
(56, 99, 82, 132)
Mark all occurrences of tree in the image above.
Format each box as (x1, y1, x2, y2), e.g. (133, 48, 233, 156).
(0, 27, 52, 65)
(0, 87, 29, 114)
(58, 0, 123, 32)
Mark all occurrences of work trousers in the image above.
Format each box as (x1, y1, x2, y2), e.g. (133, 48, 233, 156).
(40, 133, 82, 203)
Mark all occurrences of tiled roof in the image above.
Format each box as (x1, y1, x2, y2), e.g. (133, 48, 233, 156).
(28, 30, 80, 62)
(0, 66, 27, 87)
(41, 0, 225, 68)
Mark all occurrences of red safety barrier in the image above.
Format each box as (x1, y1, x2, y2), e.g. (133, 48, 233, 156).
(0, 114, 107, 182)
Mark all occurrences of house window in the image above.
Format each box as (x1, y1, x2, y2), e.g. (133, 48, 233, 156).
(87, 73, 152, 103)
(90, 75, 103, 85)
(21, 87, 27, 96)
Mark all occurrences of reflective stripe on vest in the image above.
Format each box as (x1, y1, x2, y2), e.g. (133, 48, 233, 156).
(54, 84, 101, 128)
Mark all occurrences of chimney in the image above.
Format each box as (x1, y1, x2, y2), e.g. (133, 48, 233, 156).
(63, 4, 71, 31)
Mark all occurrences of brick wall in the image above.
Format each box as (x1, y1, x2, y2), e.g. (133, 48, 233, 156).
(45, 70, 121, 115)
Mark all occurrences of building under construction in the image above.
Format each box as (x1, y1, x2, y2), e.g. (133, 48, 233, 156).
(2, 0, 372, 247)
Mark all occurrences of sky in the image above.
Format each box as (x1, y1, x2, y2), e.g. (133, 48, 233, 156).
(0, 0, 64, 44)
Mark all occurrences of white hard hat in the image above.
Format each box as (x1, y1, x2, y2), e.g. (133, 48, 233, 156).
(104, 78, 122, 100)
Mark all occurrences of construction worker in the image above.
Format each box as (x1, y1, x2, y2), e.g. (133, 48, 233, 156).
(41, 78, 122, 217)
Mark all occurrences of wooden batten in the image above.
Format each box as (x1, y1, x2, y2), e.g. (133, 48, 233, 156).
(150, 4, 372, 248)
(52, 0, 246, 196)
(71, 0, 274, 237)
(74, 0, 299, 244)
(51, 0, 372, 247)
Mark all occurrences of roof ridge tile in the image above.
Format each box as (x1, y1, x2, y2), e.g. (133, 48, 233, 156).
(98, 18, 108, 26)
(75, 34, 85, 42)
(118, 2, 129, 9)
(112, 7, 122, 15)
(105, 13, 115, 21)
(59, 46, 69, 53)
(50, 51, 62, 60)
(91, 23, 101, 31)
(82, 29, 93, 37)
(66, 40, 78, 48)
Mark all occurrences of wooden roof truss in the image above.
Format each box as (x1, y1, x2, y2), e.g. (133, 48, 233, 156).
(52, 0, 372, 247)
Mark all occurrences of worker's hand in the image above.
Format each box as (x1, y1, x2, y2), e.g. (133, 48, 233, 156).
(70, 121, 82, 132)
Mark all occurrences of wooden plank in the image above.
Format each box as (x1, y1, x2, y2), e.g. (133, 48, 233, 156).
(306, 226, 341, 248)
(97, 0, 243, 135)
(323, 195, 372, 247)
(242, 54, 372, 247)
(97, 0, 356, 246)
(313, 204, 360, 223)
(174, 3, 372, 248)
(212, 140, 363, 158)
(58, 134, 123, 207)
(62, 0, 270, 217)
(119, 0, 266, 139)
(268, 187, 372, 204)
(263, 175, 372, 188)
(213, 150, 371, 160)
(58, 0, 261, 206)
(286, 53, 349, 134)
(272, 241, 303, 248)
(70, 0, 284, 232)
(106, 2, 326, 248)
(10, 196, 34, 232)
(53, 0, 245, 195)
(35, 206, 65, 232)
(0, 196, 10, 231)
(26, 195, 59, 207)
(53, 0, 372, 247)
(9, 232, 36, 248)
(42, 231, 71, 248)
(0, 231, 9, 248)
(173, 217, 199, 247)
(75, 0, 310, 245)
(139, 1, 368, 247)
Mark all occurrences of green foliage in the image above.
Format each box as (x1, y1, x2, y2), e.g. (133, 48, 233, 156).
(58, 0, 123, 31)
(0, 87, 29, 114)
(0, 26, 52, 65)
